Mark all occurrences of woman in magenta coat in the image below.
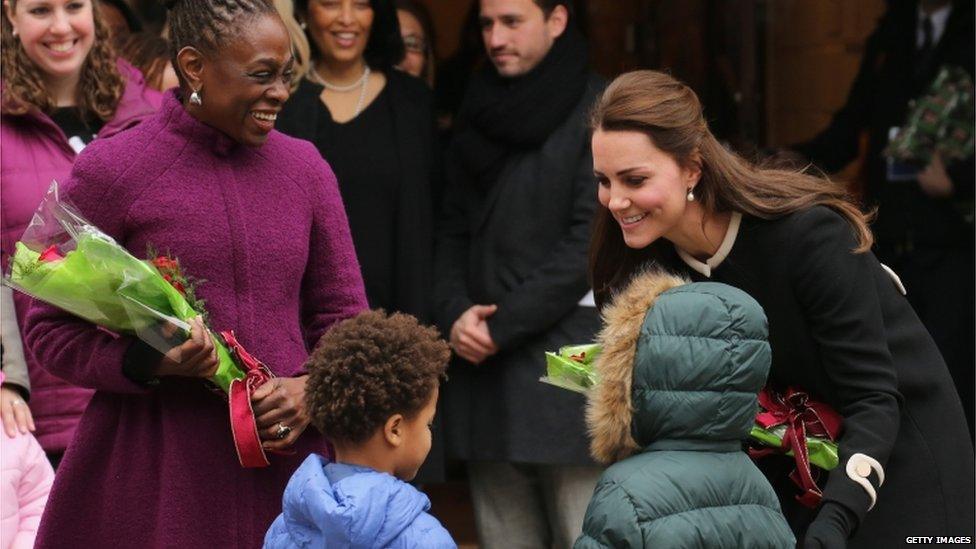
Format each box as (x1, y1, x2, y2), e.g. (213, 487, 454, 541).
(22, 1, 368, 547)
(0, 0, 160, 466)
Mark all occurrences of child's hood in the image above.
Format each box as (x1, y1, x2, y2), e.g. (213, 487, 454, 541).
(275, 454, 443, 547)
(587, 270, 771, 465)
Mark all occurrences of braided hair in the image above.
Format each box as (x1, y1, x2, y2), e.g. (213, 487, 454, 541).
(163, 0, 277, 87)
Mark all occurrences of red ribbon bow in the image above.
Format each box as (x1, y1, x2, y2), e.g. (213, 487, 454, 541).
(222, 330, 274, 468)
(751, 386, 843, 508)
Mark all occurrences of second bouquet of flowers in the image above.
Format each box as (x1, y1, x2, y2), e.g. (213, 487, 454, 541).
(542, 342, 841, 506)
(5, 182, 274, 468)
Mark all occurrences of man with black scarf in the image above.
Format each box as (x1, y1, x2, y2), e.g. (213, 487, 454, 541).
(433, 0, 605, 546)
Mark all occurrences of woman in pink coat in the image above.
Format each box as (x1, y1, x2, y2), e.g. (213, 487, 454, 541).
(0, 372, 54, 549)
(0, 0, 159, 466)
(22, 0, 368, 546)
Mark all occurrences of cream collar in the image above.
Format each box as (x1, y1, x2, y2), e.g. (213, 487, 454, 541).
(675, 212, 743, 277)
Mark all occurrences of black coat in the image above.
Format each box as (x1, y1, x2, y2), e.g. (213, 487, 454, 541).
(795, 0, 976, 434)
(277, 71, 437, 322)
(434, 73, 605, 465)
(277, 71, 444, 480)
(796, 0, 974, 251)
(659, 207, 975, 546)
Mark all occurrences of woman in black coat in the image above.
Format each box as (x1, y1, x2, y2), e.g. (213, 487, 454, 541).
(277, 0, 436, 323)
(276, 0, 440, 482)
(588, 70, 974, 547)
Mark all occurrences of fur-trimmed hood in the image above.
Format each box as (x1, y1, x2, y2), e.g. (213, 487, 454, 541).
(586, 270, 771, 465)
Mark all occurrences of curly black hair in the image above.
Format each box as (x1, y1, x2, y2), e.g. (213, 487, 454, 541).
(305, 310, 450, 444)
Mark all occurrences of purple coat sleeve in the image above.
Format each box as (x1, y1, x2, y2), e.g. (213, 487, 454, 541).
(299, 152, 369, 352)
(23, 146, 153, 394)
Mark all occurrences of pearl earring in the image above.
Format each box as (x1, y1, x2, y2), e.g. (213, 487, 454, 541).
(686, 188, 695, 202)
(189, 88, 202, 106)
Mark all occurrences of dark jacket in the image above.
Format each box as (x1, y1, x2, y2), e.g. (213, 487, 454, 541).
(277, 73, 446, 482)
(277, 70, 437, 323)
(433, 72, 605, 464)
(795, 0, 974, 252)
(576, 272, 794, 548)
(657, 207, 974, 546)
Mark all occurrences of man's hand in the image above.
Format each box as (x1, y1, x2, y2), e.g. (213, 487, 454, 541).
(918, 152, 954, 198)
(450, 304, 498, 365)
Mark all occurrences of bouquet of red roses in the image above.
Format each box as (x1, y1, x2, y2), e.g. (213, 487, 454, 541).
(5, 182, 275, 467)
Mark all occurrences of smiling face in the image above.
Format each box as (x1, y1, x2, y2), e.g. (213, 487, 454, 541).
(181, 13, 294, 147)
(593, 129, 701, 250)
(4, 0, 96, 84)
(479, 0, 566, 78)
(305, 0, 373, 67)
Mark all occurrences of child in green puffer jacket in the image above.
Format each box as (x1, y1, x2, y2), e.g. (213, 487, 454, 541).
(575, 271, 795, 549)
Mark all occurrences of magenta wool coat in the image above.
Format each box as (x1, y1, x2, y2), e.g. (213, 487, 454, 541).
(0, 60, 160, 453)
(23, 90, 368, 548)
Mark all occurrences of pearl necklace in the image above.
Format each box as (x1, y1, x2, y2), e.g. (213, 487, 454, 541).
(310, 64, 372, 118)
(313, 64, 370, 91)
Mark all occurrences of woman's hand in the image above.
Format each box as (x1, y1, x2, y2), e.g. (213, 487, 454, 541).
(251, 375, 310, 451)
(154, 317, 219, 379)
(802, 501, 856, 548)
(0, 385, 34, 437)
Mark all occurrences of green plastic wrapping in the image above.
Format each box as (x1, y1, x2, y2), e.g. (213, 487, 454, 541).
(539, 341, 839, 471)
(5, 183, 243, 392)
(749, 425, 839, 471)
(541, 343, 601, 394)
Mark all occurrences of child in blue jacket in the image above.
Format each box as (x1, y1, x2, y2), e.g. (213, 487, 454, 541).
(264, 310, 456, 549)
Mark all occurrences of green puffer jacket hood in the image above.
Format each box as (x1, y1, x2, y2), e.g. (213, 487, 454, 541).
(576, 271, 795, 548)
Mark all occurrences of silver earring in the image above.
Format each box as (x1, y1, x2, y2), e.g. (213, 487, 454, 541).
(686, 188, 695, 202)
(189, 89, 202, 106)
(299, 21, 307, 30)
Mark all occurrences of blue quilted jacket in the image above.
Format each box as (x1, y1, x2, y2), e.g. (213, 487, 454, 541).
(264, 455, 456, 548)
(575, 272, 795, 549)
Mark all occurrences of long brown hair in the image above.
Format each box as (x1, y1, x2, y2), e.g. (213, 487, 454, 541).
(1, 0, 125, 120)
(589, 70, 874, 306)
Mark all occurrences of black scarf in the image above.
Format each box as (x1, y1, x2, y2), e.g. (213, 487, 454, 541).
(452, 26, 590, 190)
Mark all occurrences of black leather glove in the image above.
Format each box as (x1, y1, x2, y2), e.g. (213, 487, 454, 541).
(802, 501, 858, 549)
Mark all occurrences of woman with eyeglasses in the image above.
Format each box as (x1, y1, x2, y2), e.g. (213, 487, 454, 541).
(395, 0, 435, 87)
(278, 0, 438, 327)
